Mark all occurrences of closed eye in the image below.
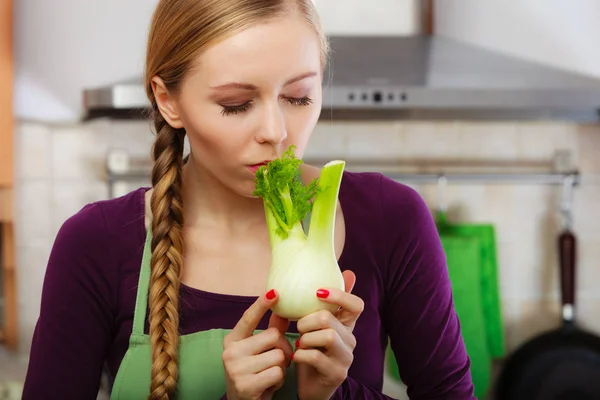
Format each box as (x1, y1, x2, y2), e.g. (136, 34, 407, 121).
(221, 101, 253, 116)
(285, 96, 313, 106)
(220, 96, 313, 116)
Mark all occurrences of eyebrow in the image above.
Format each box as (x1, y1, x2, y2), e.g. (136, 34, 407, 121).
(209, 71, 318, 90)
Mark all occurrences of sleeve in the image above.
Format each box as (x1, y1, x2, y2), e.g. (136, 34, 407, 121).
(22, 203, 117, 400)
(330, 376, 397, 399)
(379, 177, 476, 400)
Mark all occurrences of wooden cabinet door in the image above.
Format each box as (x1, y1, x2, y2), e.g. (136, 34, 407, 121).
(0, 0, 16, 349)
(0, 0, 13, 187)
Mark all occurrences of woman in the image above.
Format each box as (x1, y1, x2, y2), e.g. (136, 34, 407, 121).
(22, 1, 475, 399)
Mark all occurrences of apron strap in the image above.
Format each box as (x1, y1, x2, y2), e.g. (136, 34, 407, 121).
(132, 225, 153, 336)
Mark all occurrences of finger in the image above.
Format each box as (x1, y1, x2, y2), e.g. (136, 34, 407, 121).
(342, 270, 356, 293)
(268, 312, 290, 335)
(231, 348, 287, 376)
(316, 288, 363, 316)
(254, 365, 285, 395)
(296, 328, 354, 365)
(227, 327, 282, 358)
(227, 289, 278, 343)
(292, 348, 347, 384)
(268, 312, 293, 364)
(233, 365, 284, 399)
(296, 311, 356, 349)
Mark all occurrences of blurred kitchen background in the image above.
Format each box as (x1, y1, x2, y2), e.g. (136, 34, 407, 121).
(1, 0, 600, 399)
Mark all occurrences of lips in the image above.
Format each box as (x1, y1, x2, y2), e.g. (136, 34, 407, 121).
(248, 160, 272, 174)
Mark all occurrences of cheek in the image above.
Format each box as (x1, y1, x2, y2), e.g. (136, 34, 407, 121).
(285, 101, 321, 157)
(180, 105, 248, 159)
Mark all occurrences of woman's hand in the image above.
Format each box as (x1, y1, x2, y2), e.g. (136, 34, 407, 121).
(294, 270, 364, 400)
(222, 290, 293, 400)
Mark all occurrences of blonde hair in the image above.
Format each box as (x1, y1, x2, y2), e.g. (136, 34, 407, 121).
(144, 1, 328, 398)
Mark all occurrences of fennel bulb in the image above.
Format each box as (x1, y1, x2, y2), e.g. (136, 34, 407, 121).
(253, 146, 346, 321)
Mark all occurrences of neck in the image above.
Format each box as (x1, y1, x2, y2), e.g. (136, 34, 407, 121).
(180, 156, 266, 234)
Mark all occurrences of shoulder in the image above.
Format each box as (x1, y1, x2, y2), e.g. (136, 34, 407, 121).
(340, 171, 442, 265)
(51, 187, 148, 262)
(340, 170, 432, 226)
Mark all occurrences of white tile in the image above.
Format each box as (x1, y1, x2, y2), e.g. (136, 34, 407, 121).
(517, 121, 577, 161)
(576, 240, 600, 298)
(401, 121, 462, 158)
(572, 183, 600, 241)
(304, 122, 349, 159)
(108, 120, 156, 158)
(14, 181, 53, 247)
(500, 299, 522, 353)
(517, 299, 561, 343)
(16, 245, 51, 326)
(342, 121, 405, 160)
(576, 298, 600, 335)
(51, 125, 110, 180)
(577, 124, 600, 174)
(15, 122, 52, 180)
(51, 181, 109, 239)
(458, 122, 519, 160)
(496, 240, 520, 298)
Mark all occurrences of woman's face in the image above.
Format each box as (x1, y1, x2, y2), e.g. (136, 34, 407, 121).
(154, 13, 323, 197)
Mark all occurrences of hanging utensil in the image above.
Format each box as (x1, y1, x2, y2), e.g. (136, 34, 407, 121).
(494, 175, 600, 400)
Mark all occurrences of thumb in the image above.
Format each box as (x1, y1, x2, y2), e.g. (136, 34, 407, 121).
(342, 269, 357, 294)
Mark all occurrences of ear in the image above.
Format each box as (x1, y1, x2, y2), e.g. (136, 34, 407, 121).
(151, 76, 184, 129)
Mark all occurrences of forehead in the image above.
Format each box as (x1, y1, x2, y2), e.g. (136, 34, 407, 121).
(193, 15, 322, 85)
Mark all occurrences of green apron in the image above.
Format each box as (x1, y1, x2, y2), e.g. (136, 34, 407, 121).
(110, 227, 300, 399)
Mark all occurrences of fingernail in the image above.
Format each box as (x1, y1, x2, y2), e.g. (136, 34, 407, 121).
(266, 289, 276, 300)
(295, 338, 300, 348)
(316, 289, 330, 298)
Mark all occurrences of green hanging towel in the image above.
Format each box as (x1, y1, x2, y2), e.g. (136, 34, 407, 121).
(435, 211, 506, 359)
(439, 234, 491, 399)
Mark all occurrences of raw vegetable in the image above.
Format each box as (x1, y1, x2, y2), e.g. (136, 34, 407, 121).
(253, 145, 346, 321)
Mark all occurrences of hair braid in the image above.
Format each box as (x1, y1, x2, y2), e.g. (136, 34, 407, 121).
(148, 111, 186, 400)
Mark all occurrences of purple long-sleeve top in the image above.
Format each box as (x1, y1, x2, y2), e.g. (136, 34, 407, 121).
(22, 171, 474, 399)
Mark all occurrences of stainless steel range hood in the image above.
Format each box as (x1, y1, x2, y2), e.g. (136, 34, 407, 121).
(83, 35, 600, 121)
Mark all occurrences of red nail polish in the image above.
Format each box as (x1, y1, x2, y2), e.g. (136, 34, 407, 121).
(295, 338, 300, 348)
(266, 289, 276, 300)
(316, 289, 330, 298)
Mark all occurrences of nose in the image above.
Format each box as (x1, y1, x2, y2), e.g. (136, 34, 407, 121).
(256, 102, 287, 145)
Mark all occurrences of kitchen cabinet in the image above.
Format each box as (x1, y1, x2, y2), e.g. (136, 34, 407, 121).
(1, 0, 12, 186)
(0, 0, 17, 350)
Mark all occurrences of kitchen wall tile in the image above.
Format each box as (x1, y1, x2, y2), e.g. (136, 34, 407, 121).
(15, 122, 52, 180)
(15, 244, 52, 354)
(575, 298, 600, 335)
(575, 239, 600, 298)
(14, 181, 52, 248)
(457, 122, 520, 160)
(108, 120, 156, 159)
(516, 122, 577, 162)
(401, 121, 462, 158)
(517, 299, 561, 344)
(51, 125, 110, 180)
(305, 122, 350, 159)
(495, 240, 520, 298)
(446, 185, 488, 222)
(51, 181, 109, 239)
(499, 299, 522, 353)
(572, 183, 600, 241)
(577, 124, 600, 173)
(343, 121, 405, 160)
